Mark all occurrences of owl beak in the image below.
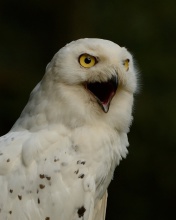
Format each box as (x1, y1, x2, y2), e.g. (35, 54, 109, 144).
(86, 75, 118, 113)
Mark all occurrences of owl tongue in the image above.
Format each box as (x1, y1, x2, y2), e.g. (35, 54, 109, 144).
(86, 75, 118, 113)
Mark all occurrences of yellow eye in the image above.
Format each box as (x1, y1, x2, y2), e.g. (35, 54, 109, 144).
(79, 54, 96, 68)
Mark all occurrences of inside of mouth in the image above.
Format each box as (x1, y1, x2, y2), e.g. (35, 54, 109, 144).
(87, 81, 115, 104)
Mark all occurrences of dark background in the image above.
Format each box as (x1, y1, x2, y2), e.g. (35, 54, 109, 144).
(0, 0, 176, 219)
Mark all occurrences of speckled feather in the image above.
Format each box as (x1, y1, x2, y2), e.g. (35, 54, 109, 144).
(0, 38, 137, 220)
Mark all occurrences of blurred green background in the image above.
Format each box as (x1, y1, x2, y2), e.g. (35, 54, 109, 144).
(0, 0, 176, 219)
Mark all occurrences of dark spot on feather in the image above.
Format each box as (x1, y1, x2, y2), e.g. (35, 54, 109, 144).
(39, 184, 45, 189)
(9, 189, 13, 193)
(74, 169, 79, 174)
(9, 211, 12, 214)
(21, 186, 25, 190)
(73, 145, 79, 152)
(45, 217, 50, 220)
(77, 160, 86, 165)
(61, 162, 67, 166)
(18, 195, 22, 200)
(0, 153, 3, 156)
(46, 176, 51, 181)
(54, 158, 59, 162)
(39, 174, 45, 179)
(77, 206, 86, 218)
(78, 174, 85, 179)
(38, 198, 40, 204)
(7, 158, 10, 162)
(37, 189, 39, 194)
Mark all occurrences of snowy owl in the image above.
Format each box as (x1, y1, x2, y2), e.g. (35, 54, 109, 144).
(0, 38, 137, 220)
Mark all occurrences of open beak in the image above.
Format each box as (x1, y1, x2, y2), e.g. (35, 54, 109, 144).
(85, 75, 118, 113)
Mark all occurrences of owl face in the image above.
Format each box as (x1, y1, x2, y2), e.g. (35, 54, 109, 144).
(46, 38, 137, 113)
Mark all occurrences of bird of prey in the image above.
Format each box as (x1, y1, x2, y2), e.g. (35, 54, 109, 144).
(0, 38, 137, 220)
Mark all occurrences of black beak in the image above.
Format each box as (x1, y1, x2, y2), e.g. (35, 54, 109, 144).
(86, 75, 118, 113)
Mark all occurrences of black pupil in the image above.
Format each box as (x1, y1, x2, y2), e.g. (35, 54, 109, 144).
(84, 57, 91, 64)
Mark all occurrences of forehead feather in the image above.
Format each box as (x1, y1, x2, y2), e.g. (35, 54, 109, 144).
(67, 38, 120, 51)
(59, 38, 126, 63)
